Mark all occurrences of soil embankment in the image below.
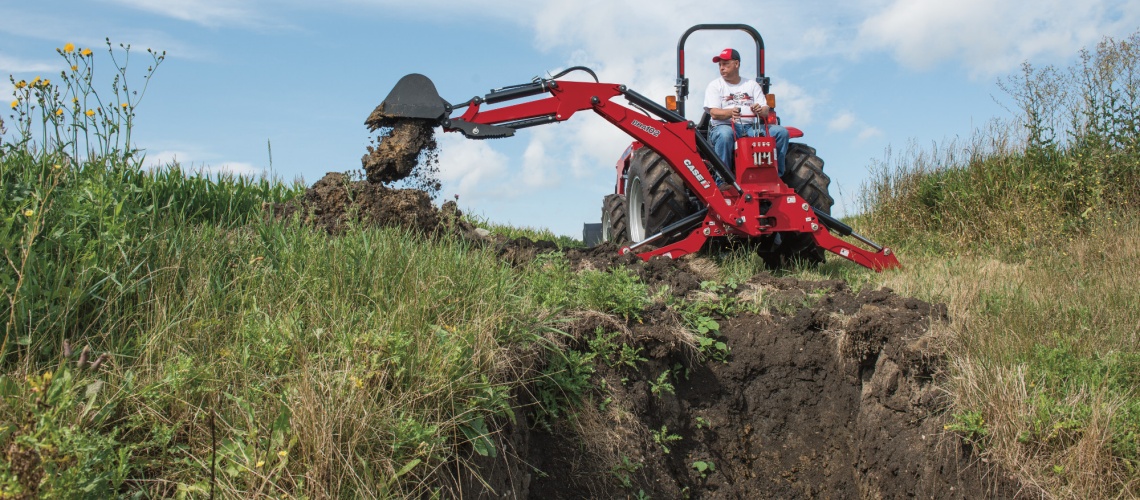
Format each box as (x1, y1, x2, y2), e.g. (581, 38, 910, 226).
(275, 114, 1024, 498)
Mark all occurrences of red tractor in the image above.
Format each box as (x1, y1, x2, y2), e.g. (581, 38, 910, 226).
(373, 24, 899, 271)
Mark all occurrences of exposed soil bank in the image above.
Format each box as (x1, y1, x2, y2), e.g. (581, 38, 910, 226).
(459, 274, 1026, 499)
(275, 107, 1025, 498)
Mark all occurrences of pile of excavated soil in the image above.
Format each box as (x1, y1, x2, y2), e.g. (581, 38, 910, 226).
(450, 274, 1025, 499)
(272, 172, 481, 239)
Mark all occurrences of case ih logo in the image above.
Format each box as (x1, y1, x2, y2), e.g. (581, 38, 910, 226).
(683, 159, 711, 189)
(631, 119, 661, 137)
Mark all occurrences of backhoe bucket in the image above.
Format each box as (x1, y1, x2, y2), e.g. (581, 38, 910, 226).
(366, 74, 449, 130)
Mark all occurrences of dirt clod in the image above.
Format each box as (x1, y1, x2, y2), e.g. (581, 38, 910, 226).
(361, 119, 441, 196)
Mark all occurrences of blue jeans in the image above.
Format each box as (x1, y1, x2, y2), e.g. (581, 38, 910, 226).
(709, 122, 789, 177)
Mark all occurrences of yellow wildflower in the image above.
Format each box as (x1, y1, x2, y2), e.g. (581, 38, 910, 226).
(56, 108, 63, 116)
(42, 371, 52, 382)
(9, 100, 17, 109)
(256, 460, 265, 468)
(71, 65, 78, 72)
(24, 209, 34, 217)
(53, 164, 61, 170)
(85, 109, 95, 117)
(41, 79, 50, 87)
(15, 80, 25, 89)
(30, 76, 40, 86)
(72, 97, 78, 103)
(277, 450, 287, 458)
(121, 102, 128, 108)
(63, 42, 75, 53)
(81, 48, 92, 56)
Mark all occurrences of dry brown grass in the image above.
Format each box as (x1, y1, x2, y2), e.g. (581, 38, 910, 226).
(869, 214, 1140, 498)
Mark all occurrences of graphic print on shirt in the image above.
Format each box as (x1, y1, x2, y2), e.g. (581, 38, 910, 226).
(722, 92, 754, 108)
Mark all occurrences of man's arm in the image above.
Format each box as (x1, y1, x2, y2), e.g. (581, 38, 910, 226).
(704, 79, 739, 121)
(708, 107, 739, 121)
(750, 81, 770, 119)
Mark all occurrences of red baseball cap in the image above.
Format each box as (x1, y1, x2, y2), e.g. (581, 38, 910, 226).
(713, 48, 740, 63)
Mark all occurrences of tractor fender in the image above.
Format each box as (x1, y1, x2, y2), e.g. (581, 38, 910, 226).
(614, 142, 642, 195)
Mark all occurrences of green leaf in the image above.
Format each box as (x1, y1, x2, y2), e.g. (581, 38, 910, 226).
(460, 416, 497, 458)
(394, 458, 421, 478)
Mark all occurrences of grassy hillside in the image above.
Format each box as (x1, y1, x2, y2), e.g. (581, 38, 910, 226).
(1, 33, 1138, 498)
(853, 31, 1140, 497)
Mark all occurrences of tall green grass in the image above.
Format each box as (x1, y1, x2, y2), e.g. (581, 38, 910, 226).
(858, 31, 1140, 497)
(0, 41, 655, 497)
(862, 32, 1140, 253)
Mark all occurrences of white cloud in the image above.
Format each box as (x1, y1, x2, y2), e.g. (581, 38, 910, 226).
(436, 133, 510, 202)
(102, 0, 262, 27)
(857, 127, 884, 141)
(142, 149, 190, 169)
(520, 133, 560, 188)
(828, 112, 856, 132)
(206, 161, 263, 176)
(143, 149, 264, 177)
(0, 54, 57, 74)
(771, 80, 818, 127)
(856, 0, 1140, 77)
(823, 110, 882, 141)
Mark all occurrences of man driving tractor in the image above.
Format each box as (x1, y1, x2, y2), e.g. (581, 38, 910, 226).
(704, 48, 789, 176)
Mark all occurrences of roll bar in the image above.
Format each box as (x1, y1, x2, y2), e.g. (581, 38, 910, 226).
(674, 24, 767, 118)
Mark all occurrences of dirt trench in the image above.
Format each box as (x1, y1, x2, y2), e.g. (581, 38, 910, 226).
(453, 271, 1026, 499)
(278, 112, 1025, 498)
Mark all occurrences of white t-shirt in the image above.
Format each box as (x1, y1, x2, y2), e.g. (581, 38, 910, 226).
(703, 78, 766, 126)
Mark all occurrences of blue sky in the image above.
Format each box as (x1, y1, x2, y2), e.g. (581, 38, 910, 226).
(3, 1, 1139, 237)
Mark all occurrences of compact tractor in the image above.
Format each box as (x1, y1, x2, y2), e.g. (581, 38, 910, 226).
(373, 24, 900, 271)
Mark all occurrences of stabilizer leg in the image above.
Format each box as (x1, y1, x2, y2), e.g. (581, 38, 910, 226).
(809, 227, 900, 271)
(627, 228, 710, 261)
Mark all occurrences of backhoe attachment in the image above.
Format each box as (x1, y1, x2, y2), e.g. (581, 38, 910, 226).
(371, 71, 900, 272)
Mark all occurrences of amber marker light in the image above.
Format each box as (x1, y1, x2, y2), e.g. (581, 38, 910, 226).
(665, 95, 677, 111)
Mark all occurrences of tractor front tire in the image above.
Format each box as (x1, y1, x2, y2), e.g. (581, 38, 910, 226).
(768, 143, 834, 266)
(626, 148, 695, 244)
(602, 194, 629, 245)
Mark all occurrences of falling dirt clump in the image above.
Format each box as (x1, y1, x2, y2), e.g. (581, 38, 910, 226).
(361, 118, 441, 192)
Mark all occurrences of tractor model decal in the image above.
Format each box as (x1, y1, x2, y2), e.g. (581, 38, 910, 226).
(631, 119, 661, 137)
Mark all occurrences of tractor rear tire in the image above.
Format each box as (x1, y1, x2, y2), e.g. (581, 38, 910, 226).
(782, 143, 834, 214)
(601, 194, 629, 245)
(626, 148, 695, 244)
(769, 143, 834, 266)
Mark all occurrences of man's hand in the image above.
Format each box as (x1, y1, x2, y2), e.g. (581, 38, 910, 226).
(751, 103, 770, 119)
